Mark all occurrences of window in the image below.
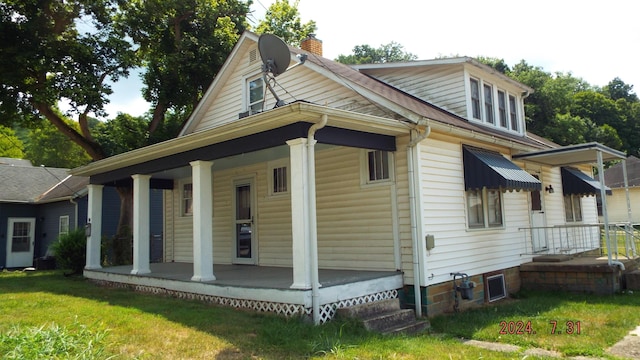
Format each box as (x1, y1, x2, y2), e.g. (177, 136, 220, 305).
(367, 150, 390, 182)
(272, 166, 287, 194)
(470, 79, 481, 120)
(467, 188, 503, 229)
(564, 195, 583, 222)
(183, 183, 193, 216)
(483, 84, 494, 124)
(498, 90, 507, 128)
(248, 77, 264, 114)
(59, 216, 70, 236)
(509, 95, 518, 131)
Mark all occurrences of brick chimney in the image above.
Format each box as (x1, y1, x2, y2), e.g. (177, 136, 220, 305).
(301, 34, 323, 56)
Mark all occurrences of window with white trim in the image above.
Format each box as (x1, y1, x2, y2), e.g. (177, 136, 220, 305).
(470, 78, 481, 120)
(59, 215, 70, 236)
(183, 183, 193, 216)
(483, 83, 494, 124)
(564, 195, 583, 222)
(362, 150, 394, 185)
(467, 188, 504, 229)
(509, 95, 519, 131)
(498, 90, 507, 128)
(247, 76, 264, 114)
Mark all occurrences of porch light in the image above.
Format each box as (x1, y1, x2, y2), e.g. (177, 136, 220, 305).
(545, 185, 555, 194)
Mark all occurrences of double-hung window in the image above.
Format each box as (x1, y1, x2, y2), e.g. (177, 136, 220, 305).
(498, 90, 507, 128)
(470, 78, 481, 120)
(467, 188, 504, 229)
(483, 84, 494, 124)
(59, 215, 70, 236)
(183, 183, 193, 216)
(362, 150, 394, 185)
(509, 95, 519, 131)
(564, 195, 583, 222)
(248, 77, 264, 114)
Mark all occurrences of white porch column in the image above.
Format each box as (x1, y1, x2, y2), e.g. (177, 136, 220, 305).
(287, 138, 311, 289)
(190, 160, 215, 282)
(131, 174, 151, 275)
(85, 184, 103, 270)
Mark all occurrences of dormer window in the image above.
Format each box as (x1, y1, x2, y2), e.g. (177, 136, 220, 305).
(468, 77, 522, 134)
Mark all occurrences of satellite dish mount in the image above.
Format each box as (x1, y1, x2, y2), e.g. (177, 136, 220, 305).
(258, 34, 306, 108)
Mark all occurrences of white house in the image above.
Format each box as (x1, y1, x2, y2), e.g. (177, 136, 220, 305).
(72, 31, 626, 322)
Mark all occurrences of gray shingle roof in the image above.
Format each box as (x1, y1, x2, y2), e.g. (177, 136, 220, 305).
(0, 162, 71, 202)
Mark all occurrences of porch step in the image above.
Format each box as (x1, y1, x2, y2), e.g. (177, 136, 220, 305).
(337, 298, 430, 335)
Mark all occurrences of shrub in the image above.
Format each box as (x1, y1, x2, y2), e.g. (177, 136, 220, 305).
(51, 228, 86, 275)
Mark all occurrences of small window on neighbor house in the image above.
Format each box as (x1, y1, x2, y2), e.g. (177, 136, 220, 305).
(564, 194, 583, 222)
(367, 150, 391, 182)
(509, 95, 519, 132)
(470, 78, 481, 120)
(248, 77, 264, 114)
(272, 166, 288, 194)
(59, 215, 70, 236)
(183, 183, 193, 216)
(467, 188, 504, 229)
(484, 84, 494, 124)
(498, 90, 507, 128)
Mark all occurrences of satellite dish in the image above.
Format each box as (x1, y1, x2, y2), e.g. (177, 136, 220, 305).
(258, 34, 291, 77)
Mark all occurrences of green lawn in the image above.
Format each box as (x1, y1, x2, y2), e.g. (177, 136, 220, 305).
(1, 270, 638, 359)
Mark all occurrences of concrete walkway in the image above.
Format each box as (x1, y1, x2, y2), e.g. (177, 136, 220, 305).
(461, 325, 640, 359)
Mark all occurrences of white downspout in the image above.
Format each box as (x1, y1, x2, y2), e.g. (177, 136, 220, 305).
(69, 198, 78, 229)
(407, 123, 431, 318)
(308, 114, 327, 325)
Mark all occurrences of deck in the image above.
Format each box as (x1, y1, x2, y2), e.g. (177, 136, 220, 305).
(84, 263, 403, 322)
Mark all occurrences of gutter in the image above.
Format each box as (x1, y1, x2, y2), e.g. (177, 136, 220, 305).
(407, 120, 431, 318)
(307, 114, 328, 325)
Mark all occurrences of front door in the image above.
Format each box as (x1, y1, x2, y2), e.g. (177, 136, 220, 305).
(233, 178, 256, 264)
(6, 218, 36, 268)
(529, 175, 548, 252)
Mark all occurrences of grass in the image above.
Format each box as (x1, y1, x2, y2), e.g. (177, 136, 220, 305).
(1, 270, 638, 359)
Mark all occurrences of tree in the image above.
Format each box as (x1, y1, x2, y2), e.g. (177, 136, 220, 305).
(0, 125, 25, 158)
(335, 42, 417, 64)
(476, 56, 510, 74)
(602, 77, 638, 102)
(0, 0, 137, 160)
(117, 0, 251, 133)
(255, 0, 316, 46)
(24, 118, 92, 168)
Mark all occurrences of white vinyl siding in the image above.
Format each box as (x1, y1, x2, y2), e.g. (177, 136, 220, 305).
(418, 136, 533, 285)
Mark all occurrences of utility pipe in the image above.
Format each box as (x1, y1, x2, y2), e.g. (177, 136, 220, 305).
(407, 122, 431, 318)
(308, 114, 327, 325)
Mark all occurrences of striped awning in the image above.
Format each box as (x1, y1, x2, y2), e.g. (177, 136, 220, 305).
(463, 146, 542, 192)
(561, 167, 612, 196)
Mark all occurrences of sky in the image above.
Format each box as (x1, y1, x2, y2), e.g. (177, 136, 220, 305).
(103, 0, 640, 118)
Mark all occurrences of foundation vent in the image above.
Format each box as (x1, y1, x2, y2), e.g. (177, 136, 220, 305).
(486, 274, 506, 302)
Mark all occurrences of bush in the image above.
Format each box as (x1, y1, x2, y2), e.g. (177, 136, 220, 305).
(51, 228, 86, 275)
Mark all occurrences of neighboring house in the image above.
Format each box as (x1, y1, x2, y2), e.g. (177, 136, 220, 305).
(0, 158, 163, 269)
(600, 155, 640, 224)
(71, 31, 626, 322)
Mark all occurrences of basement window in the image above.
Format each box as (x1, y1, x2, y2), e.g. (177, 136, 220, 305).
(486, 273, 506, 302)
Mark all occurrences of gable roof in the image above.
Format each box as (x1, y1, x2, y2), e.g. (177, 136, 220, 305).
(36, 175, 89, 203)
(0, 160, 75, 203)
(602, 156, 640, 188)
(179, 31, 549, 151)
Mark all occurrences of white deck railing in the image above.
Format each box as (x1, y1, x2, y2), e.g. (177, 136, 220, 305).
(519, 223, 640, 259)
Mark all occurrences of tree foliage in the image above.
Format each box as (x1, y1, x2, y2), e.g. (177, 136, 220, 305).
(117, 0, 251, 132)
(255, 0, 316, 46)
(24, 118, 92, 168)
(335, 42, 417, 64)
(0, 125, 25, 158)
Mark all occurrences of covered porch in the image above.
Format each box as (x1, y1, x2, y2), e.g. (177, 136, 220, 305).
(84, 263, 403, 323)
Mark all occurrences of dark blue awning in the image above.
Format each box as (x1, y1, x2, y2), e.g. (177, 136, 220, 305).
(463, 146, 542, 192)
(561, 167, 612, 196)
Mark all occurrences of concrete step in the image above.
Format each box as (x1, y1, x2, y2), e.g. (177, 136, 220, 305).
(336, 298, 399, 319)
(624, 270, 640, 290)
(337, 298, 430, 335)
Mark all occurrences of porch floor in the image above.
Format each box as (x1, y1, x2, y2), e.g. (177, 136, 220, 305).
(90, 262, 401, 290)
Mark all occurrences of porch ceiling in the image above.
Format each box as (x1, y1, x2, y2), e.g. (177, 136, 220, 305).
(512, 142, 626, 166)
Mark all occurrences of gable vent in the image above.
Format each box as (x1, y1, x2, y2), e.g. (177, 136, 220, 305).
(486, 274, 506, 302)
(249, 48, 258, 64)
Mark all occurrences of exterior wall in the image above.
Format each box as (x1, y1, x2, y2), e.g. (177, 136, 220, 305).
(164, 145, 399, 271)
(605, 187, 639, 223)
(358, 65, 468, 117)
(416, 133, 534, 288)
(190, 45, 392, 134)
(36, 201, 77, 258)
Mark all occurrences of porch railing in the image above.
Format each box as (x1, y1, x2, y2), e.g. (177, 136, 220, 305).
(519, 223, 640, 259)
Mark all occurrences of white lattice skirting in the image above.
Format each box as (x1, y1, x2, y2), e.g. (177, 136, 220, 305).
(90, 279, 397, 323)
